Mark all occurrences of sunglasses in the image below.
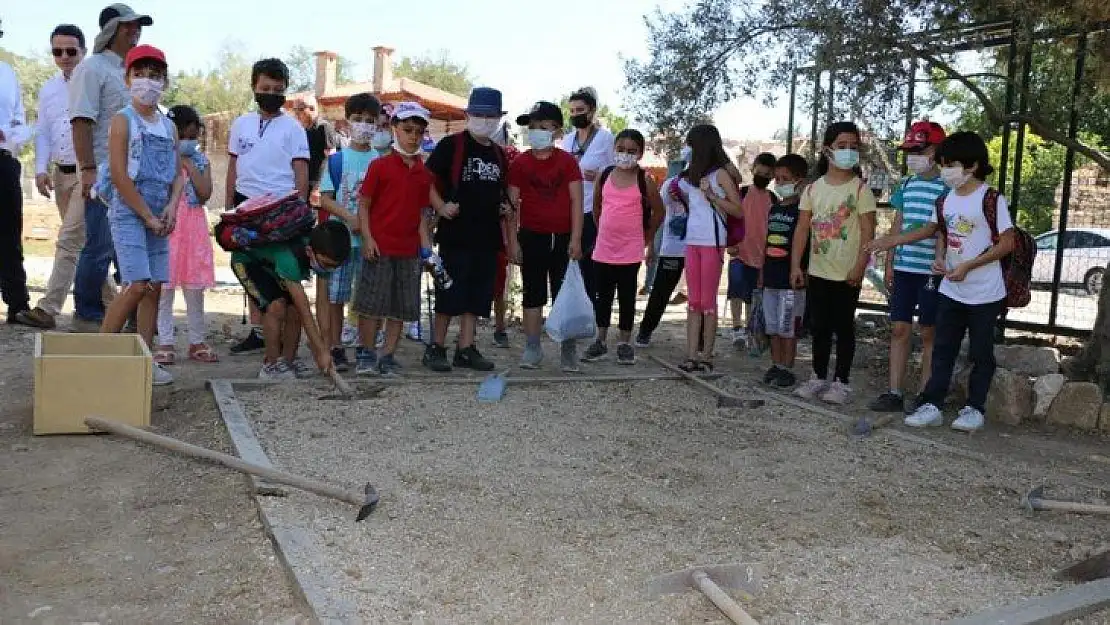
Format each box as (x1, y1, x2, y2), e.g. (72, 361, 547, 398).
(52, 47, 80, 58)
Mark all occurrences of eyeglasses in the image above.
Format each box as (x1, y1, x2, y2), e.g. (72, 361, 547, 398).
(52, 47, 80, 58)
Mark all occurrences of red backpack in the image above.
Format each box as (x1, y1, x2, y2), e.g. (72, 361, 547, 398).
(935, 187, 1035, 308)
(215, 192, 315, 252)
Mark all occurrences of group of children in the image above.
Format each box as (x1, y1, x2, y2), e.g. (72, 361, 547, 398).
(95, 43, 1015, 432)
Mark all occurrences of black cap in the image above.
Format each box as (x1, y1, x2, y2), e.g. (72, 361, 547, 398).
(516, 101, 563, 127)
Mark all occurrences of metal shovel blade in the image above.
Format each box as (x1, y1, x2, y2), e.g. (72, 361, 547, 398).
(648, 563, 761, 599)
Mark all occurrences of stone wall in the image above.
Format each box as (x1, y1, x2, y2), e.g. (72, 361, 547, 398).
(1053, 164, 1110, 229)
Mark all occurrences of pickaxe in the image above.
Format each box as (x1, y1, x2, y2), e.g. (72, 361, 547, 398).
(1022, 486, 1110, 516)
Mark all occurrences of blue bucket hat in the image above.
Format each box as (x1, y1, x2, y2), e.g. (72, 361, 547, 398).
(467, 87, 506, 117)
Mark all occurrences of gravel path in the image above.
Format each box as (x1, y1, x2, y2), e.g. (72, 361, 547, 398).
(237, 368, 1109, 624)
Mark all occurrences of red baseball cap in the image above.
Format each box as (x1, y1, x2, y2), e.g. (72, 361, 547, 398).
(899, 121, 946, 150)
(124, 44, 167, 72)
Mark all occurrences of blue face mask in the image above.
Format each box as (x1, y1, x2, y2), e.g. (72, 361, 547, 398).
(178, 139, 198, 155)
(831, 148, 860, 170)
(528, 129, 554, 150)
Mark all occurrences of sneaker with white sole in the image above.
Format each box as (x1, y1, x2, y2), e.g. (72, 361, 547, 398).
(951, 406, 985, 433)
(731, 328, 748, 349)
(616, 343, 635, 365)
(794, 376, 828, 400)
(634, 332, 651, 348)
(581, 340, 608, 362)
(259, 360, 297, 381)
(904, 402, 944, 428)
(340, 324, 359, 347)
(819, 381, 852, 405)
(521, 343, 543, 369)
(287, 358, 315, 379)
(152, 363, 174, 386)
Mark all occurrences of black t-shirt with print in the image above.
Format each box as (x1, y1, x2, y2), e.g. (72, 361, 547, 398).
(762, 200, 808, 289)
(426, 131, 506, 250)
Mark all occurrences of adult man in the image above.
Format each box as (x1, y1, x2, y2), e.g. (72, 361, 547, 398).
(292, 94, 339, 208)
(0, 20, 34, 324)
(69, 4, 151, 332)
(561, 87, 615, 304)
(17, 25, 113, 328)
(422, 87, 507, 372)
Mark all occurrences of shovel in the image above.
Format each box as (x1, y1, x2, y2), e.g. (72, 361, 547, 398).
(648, 563, 762, 625)
(1022, 486, 1110, 516)
(477, 370, 509, 402)
(317, 371, 387, 401)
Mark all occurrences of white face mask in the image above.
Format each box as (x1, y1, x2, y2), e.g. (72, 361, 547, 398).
(130, 77, 163, 107)
(370, 130, 392, 150)
(614, 152, 638, 169)
(775, 182, 797, 199)
(350, 121, 375, 144)
(528, 129, 554, 150)
(906, 154, 934, 174)
(392, 133, 421, 157)
(940, 165, 972, 189)
(467, 117, 500, 139)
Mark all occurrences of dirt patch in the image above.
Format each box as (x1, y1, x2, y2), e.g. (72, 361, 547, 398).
(237, 369, 1109, 624)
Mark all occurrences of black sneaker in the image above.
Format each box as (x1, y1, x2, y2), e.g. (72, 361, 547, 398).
(422, 344, 452, 372)
(616, 343, 635, 365)
(454, 345, 495, 371)
(492, 331, 511, 349)
(868, 392, 906, 413)
(904, 394, 923, 415)
(634, 332, 651, 348)
(331, 347, 350, 373)
(230, 327, 265, 354)
(581, 340, 608, 362)
(378, 354, 403, 377)
(762, 366, 780, 384)
(772, 368, 797, 389)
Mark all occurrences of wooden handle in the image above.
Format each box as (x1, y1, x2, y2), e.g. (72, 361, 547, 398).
(330, 370, 355, 396)
(85, 416, 364, 507)
(691, 570, 761, 625)
(648, 355, 732, 398)
(1039, 499, 1110, 515)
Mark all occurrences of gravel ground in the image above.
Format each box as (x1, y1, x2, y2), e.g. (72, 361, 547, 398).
(237, 351, 1110, 624)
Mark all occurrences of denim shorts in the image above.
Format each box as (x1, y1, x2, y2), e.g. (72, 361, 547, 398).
(109, 206, 169, 284)
(727, 259, 759, 302)
(889, 270, 941, 325)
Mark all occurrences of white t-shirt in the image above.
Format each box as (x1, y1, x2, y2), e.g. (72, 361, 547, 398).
(561, 126, 615, 214)
(931, 183, 1013, 305)
(657, 175, 688, 258)
(678, 174, 726, 248)
(228, 112, 310, 200)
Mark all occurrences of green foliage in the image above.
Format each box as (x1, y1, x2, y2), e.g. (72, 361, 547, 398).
(163, 44, 254, 115)
(986, 133, 1067, 234)
(393, 51, 475, 97)
(557, 97, 629, 134)
(0, 48, 56, 164)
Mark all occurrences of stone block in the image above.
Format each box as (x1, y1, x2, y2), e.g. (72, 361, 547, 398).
(1033, 374, 1067, 419)
(1047, 382, 1102, 431)
(995, 345, 1061, 377)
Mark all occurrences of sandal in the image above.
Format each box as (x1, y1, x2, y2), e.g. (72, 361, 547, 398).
(154, 347, 176, 366)
(188, 343, 220, 363)
(679, 359, 700, 373)
(698, 360, 715, 372)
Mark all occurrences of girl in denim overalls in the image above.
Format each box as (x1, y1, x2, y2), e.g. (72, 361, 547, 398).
(100, 45, 183, 386)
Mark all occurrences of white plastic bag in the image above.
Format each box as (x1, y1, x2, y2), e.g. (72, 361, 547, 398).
(545, 261, 597, 342)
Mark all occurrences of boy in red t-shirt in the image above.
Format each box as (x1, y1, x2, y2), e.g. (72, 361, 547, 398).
(353, 102, 435, 376)
(507, 101, 584, 372)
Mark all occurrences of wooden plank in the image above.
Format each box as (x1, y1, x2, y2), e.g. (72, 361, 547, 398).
(943, 578, 1110, 625)
(39, 331, 141, 356)
(225, 372, 725, 388)
(207, 380, 360, 625)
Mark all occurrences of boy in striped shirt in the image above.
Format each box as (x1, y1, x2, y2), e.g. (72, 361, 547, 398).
(869, 121, 948, 413)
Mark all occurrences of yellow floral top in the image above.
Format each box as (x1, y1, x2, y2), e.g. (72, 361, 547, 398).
(800, 176, 877, 281)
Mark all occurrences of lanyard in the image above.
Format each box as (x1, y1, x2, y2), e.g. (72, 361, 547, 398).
(258, 116, 274, 139)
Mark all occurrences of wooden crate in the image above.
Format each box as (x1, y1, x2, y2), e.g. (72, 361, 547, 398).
(33, 333, 152, 435)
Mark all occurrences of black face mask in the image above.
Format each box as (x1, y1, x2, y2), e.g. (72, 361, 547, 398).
(570, 113, 591, 130)
(753, 175, 772, 189)
(255, 92, 286, 114)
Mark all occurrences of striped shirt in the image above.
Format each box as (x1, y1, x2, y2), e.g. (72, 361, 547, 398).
(891, 175, 947, 273)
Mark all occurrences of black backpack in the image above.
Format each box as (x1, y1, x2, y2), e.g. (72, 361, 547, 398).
(597, 165, 651, 232)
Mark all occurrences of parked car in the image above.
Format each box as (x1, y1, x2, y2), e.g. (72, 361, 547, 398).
(1032, 228, 1110, 295)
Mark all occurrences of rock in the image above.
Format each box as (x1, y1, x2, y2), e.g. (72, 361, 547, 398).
(1033, 374, 1067, 418)
(984, 368, 1033, 426)
(1101, 405, 1110, 433)
(994, 345, 1061, 377)
(1047, 382, 1102, 431)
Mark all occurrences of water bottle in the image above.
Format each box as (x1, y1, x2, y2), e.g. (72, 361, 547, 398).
(419, 248, 453, 290)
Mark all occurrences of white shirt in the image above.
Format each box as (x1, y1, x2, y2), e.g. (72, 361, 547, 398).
(931, 183, 1014, 305)
(0, 61, 31, 153)
(658, 175, 688, 258)
(561, 125, 615, 214)
(228, 112, 310, 200)
(678, 175, 726, 248)
(35, 73, 77, 173)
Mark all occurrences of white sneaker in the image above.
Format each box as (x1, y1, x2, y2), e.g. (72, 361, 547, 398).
(794, 375, 828, 400)
(259, 361, 296, 381)
(819, 381, 852, 405)
(904, 403, 944, 428)
(152, 363, 174, 386)
(951, 406, 985, 433)
(731, 328, 748, 348)
(340, 323, 359, 347)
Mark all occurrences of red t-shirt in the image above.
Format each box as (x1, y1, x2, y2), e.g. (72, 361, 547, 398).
(508, 149, 583, 234)
(358, 152, 433, 257)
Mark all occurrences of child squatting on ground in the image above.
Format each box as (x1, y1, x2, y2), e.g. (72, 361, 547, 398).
(352, 102, 436, 377)
(156, 104, 217, 367)
(98, 44, 183, 387)
(318, 92, 385, 373)
(866, 131, 1016, 433)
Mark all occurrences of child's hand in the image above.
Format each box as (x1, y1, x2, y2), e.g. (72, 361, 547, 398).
(790, 267, 806, 290)
(144, 214, 165, 234)
(645, 245, 656, 265)
(439, 202, 460, 219)
(931, 258, 947, 274)
(315, 348, 334, 375)
(568, 238, 583, 261)
(362, 238, 380, 261)
(946, 262, 971, 282)
(864, 236, 893, 254)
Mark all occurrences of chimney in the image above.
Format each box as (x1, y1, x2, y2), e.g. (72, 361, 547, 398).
(372, 45, 395, 93)
(314, 51, 337, 98)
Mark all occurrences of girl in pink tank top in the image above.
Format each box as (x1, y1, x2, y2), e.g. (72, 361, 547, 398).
(580, 130, 665, 365)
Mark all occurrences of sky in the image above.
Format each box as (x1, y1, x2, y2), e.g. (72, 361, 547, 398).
(1, 0, 796, 140)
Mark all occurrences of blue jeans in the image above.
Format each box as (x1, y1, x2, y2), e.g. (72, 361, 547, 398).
(73, 196, 116, 321)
